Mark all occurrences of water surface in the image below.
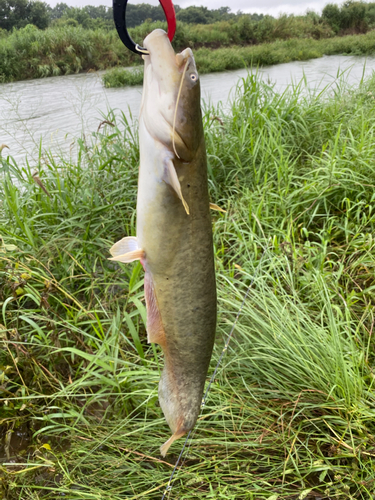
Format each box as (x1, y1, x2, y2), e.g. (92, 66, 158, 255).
(1, 54, 374, 163)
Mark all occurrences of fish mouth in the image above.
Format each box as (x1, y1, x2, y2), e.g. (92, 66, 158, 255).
(143, 29, 193, 79)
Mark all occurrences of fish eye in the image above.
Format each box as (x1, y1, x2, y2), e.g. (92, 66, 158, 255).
(190, 73, 198, 82)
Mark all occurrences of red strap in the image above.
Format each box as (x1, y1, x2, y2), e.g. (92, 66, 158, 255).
(159, 0, 176, 42)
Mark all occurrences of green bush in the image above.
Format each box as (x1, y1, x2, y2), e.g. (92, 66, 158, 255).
(2, 13, 375, 84)
(102, 66, 143, 87)
(0, 24, 138, 81)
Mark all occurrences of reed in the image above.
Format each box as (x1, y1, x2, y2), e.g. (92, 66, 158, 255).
(1, 73, 375, 498)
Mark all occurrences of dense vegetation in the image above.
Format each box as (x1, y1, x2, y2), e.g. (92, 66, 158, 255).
(0, 0, 259, 31)
(1, 71, 375, 498)
(103, 29, 375, 87)
(3, 1, 375, 83)
(0, 0, 50, 30)
(0, 12, 373, 84)
(3, 0, 375, 34)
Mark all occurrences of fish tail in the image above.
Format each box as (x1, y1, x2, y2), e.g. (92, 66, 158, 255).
(158, 358, 202, 456)
(160, 428, 186, 457)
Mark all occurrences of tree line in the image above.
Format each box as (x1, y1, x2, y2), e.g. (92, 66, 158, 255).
(0, 1, 262, 31)
(1, 0, 375, 34)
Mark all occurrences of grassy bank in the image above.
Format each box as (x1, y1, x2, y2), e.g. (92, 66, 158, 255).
(0, 13, 370, 84)
(0, 13, 334, 83)
(193, 28, 375, 71)
(103, 29, 375, 88)
(1, 73, 375, 498)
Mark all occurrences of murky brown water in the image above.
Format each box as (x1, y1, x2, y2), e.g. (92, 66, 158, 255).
(0, 54, 375, 163)
(0, 423, 31, 463)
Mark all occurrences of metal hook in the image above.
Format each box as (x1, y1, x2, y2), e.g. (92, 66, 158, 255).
(113, 0, 176, 55)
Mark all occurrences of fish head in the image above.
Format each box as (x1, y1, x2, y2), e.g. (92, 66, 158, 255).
(141, 29, 203, 162)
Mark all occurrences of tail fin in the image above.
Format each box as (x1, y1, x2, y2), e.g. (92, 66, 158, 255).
(160, 428, 186, 457)
(158, 357, 202, 456)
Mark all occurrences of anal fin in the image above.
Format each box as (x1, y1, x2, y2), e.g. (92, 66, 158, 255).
(166, 159, 189, 215)
(144, 272, 166, 346)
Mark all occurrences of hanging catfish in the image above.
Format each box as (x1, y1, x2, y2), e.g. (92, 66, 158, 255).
(109, 29, 216, 456)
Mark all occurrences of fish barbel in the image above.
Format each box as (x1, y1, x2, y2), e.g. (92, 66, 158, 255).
(109, 29, 216, 456)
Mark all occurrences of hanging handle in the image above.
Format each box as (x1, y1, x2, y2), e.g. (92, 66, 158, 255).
(113, 0, 176, 55)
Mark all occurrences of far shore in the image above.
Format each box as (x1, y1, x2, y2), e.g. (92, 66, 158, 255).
(2, 21, 375, 86)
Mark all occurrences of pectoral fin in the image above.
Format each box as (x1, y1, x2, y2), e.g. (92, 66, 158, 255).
(109, 236, 144, 263)
(166, 159, 189, 215)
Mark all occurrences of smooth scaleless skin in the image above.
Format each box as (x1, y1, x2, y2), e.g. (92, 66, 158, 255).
(109, 29, 216, 456)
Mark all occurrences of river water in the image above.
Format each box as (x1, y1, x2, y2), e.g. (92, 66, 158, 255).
(1, 54, 375, 164)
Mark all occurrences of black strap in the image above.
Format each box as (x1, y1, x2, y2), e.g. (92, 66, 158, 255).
(113, 0, 149, 55)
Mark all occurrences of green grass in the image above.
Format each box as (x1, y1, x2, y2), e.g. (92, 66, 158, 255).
(1, 73, 375, 498)
(102, 67, 143, 88)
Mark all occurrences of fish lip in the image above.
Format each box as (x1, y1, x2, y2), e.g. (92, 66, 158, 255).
(143, 28, 168, 47)
(143, 29, 196, 76)
(143, 29, 177, 70)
